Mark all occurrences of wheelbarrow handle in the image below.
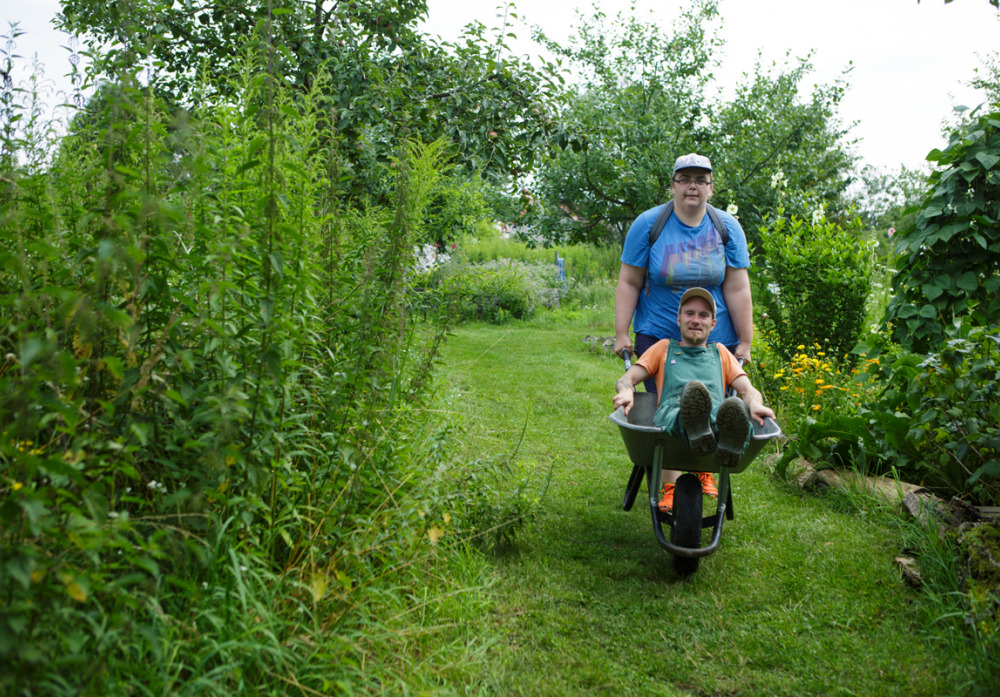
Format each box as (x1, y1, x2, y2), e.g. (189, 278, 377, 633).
(619, 347, 632, 372)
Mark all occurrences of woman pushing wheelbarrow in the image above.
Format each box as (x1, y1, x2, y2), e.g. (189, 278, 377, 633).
(610, 287, 781, 574)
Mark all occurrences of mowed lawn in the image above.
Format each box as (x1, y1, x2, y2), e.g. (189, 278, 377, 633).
(438, 321, 961, 697)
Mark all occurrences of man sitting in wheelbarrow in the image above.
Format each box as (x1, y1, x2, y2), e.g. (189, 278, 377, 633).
(612, 287, 775, 513)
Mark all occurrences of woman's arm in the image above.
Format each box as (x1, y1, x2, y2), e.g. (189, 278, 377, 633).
(614, 262, 646, 357)
(722, 266, 753, 362)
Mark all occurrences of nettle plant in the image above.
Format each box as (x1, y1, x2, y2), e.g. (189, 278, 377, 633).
(755, 212, 874, 364)
(883, 110, 1000, 353)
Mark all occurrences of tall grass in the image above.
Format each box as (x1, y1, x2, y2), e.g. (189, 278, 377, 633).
(0, 28, 495, 695)
(457, 233, 620, 285)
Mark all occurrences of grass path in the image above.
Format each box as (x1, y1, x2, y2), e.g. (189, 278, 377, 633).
(438, 321, 960, 697)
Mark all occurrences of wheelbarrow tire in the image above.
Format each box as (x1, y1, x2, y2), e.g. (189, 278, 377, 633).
(670, 473, 703, 575)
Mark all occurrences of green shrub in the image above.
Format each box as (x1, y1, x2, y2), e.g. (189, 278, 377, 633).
(756, 214, 874, 364)
(866, 323, 1000, 503)
(883, 109, 1000, 353)
(457, 236, 619, 285)
(0, 49, 475, 694)
(434, 259, 555, 324)
(776, 323, 1000, 505)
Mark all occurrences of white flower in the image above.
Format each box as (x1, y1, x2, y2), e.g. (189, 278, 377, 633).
(726, 203, 739, 217)
(412, 244, 451, 273)
(810, 207, 825, 224)
(770, 171, 788, 189)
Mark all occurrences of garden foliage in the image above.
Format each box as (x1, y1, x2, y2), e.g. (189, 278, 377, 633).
(433, 260, 545, 324)
(0, 34, 509, 693)
(457, 234, 620, 285)
(867, 323, 1000, 502)
(755, 214, 873, 363)
(883, 109, 1000, 353)
(57, 0, 569, 194)
(776, 323, 1000, 505)
(525, 0, 854, 246)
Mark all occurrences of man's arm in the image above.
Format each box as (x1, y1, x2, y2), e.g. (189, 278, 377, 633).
(729, 374, 775, 426)
(613, 364, 651, 415)
(722, 266, 753, 362)
(614, 263, 646, 357)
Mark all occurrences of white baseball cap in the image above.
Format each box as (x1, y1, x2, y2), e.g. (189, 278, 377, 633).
(673, 153, 712, 173)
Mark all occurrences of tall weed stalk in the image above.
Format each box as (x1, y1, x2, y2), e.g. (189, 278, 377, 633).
(0, 27, 485, 695)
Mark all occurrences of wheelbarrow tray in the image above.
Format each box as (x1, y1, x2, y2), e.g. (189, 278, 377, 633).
(608, 392, 782, 474)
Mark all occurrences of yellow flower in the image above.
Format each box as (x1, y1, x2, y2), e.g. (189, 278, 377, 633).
(13, 482, 23, 491)
(812, 404, 821, 411)
(815, 379, 824, 385)
(797, 345, 805, 350)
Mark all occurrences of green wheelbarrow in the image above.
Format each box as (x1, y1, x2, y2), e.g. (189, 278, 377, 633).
(608, 364, 782, 575)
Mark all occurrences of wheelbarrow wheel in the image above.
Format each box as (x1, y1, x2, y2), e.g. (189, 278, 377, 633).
(670, 473, 703, 575)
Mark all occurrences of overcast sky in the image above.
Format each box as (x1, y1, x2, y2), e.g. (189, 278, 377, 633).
(6, 0, 1000, 172)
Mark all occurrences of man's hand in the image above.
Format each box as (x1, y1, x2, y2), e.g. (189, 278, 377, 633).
(747, 399, 775, 426)
(614, 365, 650, 416)
(731, 376, 774, 426)
(613, 377, 635, 415)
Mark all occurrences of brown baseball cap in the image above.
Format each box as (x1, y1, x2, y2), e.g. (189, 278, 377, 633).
(679, 287, 716, 317)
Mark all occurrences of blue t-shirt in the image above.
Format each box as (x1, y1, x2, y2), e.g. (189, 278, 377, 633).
(620, 204, 749, 347)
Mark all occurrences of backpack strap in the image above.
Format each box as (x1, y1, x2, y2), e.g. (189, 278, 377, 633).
(644, 203, 730, 297)
(649, 202, 729, 247)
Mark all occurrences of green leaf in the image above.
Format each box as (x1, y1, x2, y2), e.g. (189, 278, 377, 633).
(956, 271, 979, 291)
(21, 337, 46, 368)
(163, 389, 187, 406)
(101, 356, 124, 379)
(260, 297, 274, 325)
(975, 151, 1000, 170)
(924, 284, 944, 301)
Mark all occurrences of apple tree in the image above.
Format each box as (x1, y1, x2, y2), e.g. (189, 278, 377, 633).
(523, 0, 855, 247)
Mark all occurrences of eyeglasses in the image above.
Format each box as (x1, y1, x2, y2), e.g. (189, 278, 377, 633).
(673, 176, 712, 187)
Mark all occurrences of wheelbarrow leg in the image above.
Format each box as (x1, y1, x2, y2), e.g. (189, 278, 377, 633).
(716, 467, 735, 521)
(622, 464, 645, 511)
